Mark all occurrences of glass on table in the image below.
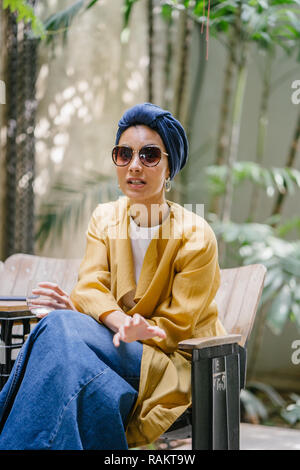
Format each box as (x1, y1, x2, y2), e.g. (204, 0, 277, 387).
(26, 278, 56, 317)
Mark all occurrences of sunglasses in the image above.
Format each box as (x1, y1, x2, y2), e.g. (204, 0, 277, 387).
(112, 145, 168, 167)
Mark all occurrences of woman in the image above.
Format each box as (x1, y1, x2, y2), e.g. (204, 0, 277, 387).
(0, 103, 226, 450)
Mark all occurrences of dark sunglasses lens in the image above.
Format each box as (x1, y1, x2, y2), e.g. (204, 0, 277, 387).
(112, 146, 132, 166)
(140, 146, 161, 166)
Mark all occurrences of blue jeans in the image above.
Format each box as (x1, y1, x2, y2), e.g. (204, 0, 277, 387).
(0, 310, 143, 450)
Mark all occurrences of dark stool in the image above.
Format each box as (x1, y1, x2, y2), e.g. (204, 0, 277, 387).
(0, 311, 38, 390)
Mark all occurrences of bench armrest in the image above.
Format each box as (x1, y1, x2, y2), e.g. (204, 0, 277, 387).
(178, 334, 242, 350)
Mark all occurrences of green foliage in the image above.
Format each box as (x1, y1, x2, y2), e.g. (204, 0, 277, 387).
(1, 0, 103, 43)
(276, 216, 300, 238)
(281, 393, 300, 425)
(2, 0, 45, 37)
(205, 162, 300, 197)
(241, 382, 300, 427)
(161, 3, 174, 22)
(160, 0, 300, 54)
(43, 0, 102, 44)
(4, 0, 299, 56)
(123, 0, 141, 28)
(241, 388, 269, 422)
(43, 0, 86, 44)
(212, 219, 300, 334)
(40, 0, 138, 44)
(35, 171, 118, 250)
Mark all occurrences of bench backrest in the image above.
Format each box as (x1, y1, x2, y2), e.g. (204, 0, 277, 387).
(0, 254, 81, 296)
(215, 264, 266, 347)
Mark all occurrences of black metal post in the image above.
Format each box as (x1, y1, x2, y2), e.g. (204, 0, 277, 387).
(191, 343, 242, 450)
(225, 352, 240, 450)
(191, 350, 213, 450)
(212, 356, 228, 449)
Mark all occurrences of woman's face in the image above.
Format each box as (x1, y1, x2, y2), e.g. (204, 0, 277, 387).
(115, 125, 170, 207)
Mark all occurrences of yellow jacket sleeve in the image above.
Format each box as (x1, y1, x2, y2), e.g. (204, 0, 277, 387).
(143, 223, 221, 354)
(70, 209, 121, 321)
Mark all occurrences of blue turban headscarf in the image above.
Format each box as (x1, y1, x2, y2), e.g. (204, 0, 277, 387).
(115, 103, 188, 180)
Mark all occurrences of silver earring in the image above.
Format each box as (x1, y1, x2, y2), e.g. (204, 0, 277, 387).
(165, 177, 171, 192)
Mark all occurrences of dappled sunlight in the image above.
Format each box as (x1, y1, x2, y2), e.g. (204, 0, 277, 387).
(33, 168, 50, 197)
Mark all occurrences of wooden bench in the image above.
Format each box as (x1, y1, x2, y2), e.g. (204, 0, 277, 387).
(0, 254, 266, 450)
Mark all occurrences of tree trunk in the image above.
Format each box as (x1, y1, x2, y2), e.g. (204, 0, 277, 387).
(209, 29, 237, 215)
(3, 2, 38, 258)
(218, 46, 249, 264)
(247, 49, 273, 222)
(271, 110, 300, 218)
(185, 21, 207, 143)
(215, 35, 237, 167)
(163, 13, 173, 111)
(170, 9, 193, 204)
(147, 0, 154, 103)
(221, 56, 248, 224)
(174, 10, 193, 126)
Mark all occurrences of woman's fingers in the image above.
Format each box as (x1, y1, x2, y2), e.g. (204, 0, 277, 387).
(31, 283, 73, 309)
(34, 283, 69, 301)
(113, 332, 121, 348)
(112, 314, 167, 347)
(132, 313, 143, 325)
(115, 318, 140, 346)
(147, 325, 167, 339)
(118, 325, 128, 343)
(31, 289, 63, 306)
(123, 316, 132, 328)
(29, 298, 66, 309)
(37, 282, 67, 297)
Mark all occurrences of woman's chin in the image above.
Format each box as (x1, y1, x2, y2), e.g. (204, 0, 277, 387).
(121, 185, 165, 206)
(123, 186, 148, 201)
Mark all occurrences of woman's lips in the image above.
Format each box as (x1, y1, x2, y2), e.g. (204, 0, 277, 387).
(127, 179, 146, 188)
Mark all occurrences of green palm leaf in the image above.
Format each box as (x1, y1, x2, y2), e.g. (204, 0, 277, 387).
(266, 284, 292, 334)
(35, 171, 119, 250)
(43, 0, 102, 44)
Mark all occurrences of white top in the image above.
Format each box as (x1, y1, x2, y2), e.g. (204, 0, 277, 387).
(129, 216, 161, 284)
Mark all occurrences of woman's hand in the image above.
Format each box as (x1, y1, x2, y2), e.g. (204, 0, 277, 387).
(113, 313, 166, 347)
(30, 282, 76, 318)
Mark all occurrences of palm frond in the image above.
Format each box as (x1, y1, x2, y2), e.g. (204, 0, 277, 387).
(35, 170, 119, 250)
(43, 0, 101, 45)
(122, 0, 141, 29)
(212, 218, 300, 334)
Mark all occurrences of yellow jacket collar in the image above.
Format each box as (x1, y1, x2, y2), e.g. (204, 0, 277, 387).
(114, 196, 180, 305)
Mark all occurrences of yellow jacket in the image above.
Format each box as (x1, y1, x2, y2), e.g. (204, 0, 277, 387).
(70, 196, 226, 447)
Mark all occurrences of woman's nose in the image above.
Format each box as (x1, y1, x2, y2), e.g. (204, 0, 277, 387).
(128, 151, 142, 171)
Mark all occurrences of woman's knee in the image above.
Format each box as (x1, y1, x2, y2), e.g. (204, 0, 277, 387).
(37, 309, 70, 330)
(49, 308, 79, 321)
(31, 309, 83, 341)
